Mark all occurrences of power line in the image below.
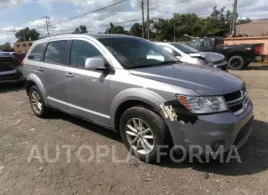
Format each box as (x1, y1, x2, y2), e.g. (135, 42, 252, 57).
(44, 18, 142, 33)
(34, 0, 127, 30)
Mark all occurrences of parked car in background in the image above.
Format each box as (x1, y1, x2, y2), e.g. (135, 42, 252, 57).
(0, 51, 24, 84)
(188, 36, 264, 70)
(156, 42, 228, 71)
(23, 34, 253, 162)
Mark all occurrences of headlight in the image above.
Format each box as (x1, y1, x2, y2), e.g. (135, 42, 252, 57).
(176, 95, 227, 114)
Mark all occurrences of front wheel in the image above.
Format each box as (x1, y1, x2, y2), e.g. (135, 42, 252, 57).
(119, 106, 171, 163)
(228, 56, 245, 70)
(29, 86, 50, 118)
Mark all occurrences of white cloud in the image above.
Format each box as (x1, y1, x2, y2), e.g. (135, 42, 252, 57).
(0, 0, 268, 44)
(0, 0, 30, 10)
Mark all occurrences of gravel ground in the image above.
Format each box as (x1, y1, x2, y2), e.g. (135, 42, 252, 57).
(0, 64, 268, 195)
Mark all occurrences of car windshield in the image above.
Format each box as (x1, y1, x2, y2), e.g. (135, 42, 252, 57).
(171, 43, 200, 54)
(98, 37, 178, 69)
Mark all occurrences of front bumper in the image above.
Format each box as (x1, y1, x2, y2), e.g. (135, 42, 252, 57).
(213, 62, 228, 71)
(163, 99, 253, 153)
(0, 69, 25, 84)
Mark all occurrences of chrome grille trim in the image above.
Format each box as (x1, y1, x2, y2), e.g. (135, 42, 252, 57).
(224, 88, 248, 116)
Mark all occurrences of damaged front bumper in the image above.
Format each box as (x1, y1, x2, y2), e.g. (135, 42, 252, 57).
(160, 99, 253, 153)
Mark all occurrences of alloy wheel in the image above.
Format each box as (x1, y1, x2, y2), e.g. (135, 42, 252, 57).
(30, 91, 42, 114)
(125, 118, 154, 155)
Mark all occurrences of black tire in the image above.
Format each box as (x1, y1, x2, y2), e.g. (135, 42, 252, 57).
(244, 62, 250, 67)
(29, 86, 49, 118)
(119, 106, 171, 163)
(228, 56, 245, 70)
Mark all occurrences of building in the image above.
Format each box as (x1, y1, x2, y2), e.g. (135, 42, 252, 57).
(14, 41, 33, 54)
(236, 19, 268, 37)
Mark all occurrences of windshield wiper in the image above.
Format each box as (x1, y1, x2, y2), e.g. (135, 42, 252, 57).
(155, 60, 179, 65)
(127, 60, 179, 69)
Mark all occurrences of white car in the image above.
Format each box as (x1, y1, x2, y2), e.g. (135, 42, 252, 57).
(156, 42, 227, 71)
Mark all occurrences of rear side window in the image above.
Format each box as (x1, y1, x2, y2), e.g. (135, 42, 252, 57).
(44, 40, 68, 65)
(70, 40, 102, 68)
(28, 43, 47, 61)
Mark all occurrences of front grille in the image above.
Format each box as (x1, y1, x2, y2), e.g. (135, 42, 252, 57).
(0, 58, 15, 71)
(223, 88, 248, 115)
(0, 57, 13, 62)
(229, 103, 243, 112)
(224, 90, 242, 102)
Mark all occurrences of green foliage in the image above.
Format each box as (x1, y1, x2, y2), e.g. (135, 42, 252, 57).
(150, 6, 242, 41)
(73, 25, 88, 34)
(238, 18, 251, 25)
(0, 42, 11, 49)
(130, 23, 142, 37)
(15, 27, 40, 42)
(105, 23, 126, 34)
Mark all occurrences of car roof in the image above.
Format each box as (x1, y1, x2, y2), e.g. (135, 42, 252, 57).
(33, 34, 141, 45)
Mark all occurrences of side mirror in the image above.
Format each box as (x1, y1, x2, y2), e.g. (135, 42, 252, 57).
(85, 57, 106, 71)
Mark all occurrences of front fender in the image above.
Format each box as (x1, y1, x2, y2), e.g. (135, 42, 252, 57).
(26, 73, 48, 104)
(109, 88, 166, 127)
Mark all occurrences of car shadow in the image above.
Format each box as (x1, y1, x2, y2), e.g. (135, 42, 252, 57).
(42, 111, 268, 176)
(46, 111, 122, 143)
(0, 83, 25, 94)
(157, 119, 268, 176)
(243, 65, 268, 71)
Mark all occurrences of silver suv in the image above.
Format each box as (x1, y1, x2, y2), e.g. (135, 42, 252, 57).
(23, 34, 253, 162)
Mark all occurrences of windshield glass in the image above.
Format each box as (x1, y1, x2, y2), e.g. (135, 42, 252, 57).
(171, 43, 200, 54)
(99, 37, 177, 69)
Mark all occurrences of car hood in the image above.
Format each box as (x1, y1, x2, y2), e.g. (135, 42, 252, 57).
(129, 63, 244, 95)
(200, 52, 225, 62)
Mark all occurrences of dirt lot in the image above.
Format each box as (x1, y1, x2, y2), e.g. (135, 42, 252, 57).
(0, 64, 268, 195)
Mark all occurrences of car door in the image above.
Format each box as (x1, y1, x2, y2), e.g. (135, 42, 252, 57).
(42, 40, 70, 112)
(64, 39, 111, 126)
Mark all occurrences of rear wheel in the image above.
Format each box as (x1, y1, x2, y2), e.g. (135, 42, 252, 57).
(29, 86, 49, 118)
(119, 106, 171, 163)
(244, 62, 250, 68)
(228, 56, 245, 70)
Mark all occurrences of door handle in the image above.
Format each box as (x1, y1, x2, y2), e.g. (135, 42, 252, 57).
(65, 72, 74, 77)
(38, 67, 43, 72)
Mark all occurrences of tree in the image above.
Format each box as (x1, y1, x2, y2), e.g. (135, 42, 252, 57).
(105, 23, 126, 34)
(130, 23, 142, 37)
(238, 18, 251, 25)
(3, 42, 11, 49)
(0, 42, 12, 50)
(73, 25, 88, 34)
(15, 27, 40, 42)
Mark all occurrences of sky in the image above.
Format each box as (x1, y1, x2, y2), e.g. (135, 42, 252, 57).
(0, 0, 267, 45)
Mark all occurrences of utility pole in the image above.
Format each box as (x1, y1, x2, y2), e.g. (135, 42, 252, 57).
(43, 16, 50, 36)
(23, 29, 26, 42)
(232, 0, 237, 37)
(140, 0, 145, 39)
(146, 0, 150, 40)
(174, 23, 176, 42)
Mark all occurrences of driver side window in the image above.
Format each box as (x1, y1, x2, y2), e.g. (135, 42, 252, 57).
(70, 40, 102, 68)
